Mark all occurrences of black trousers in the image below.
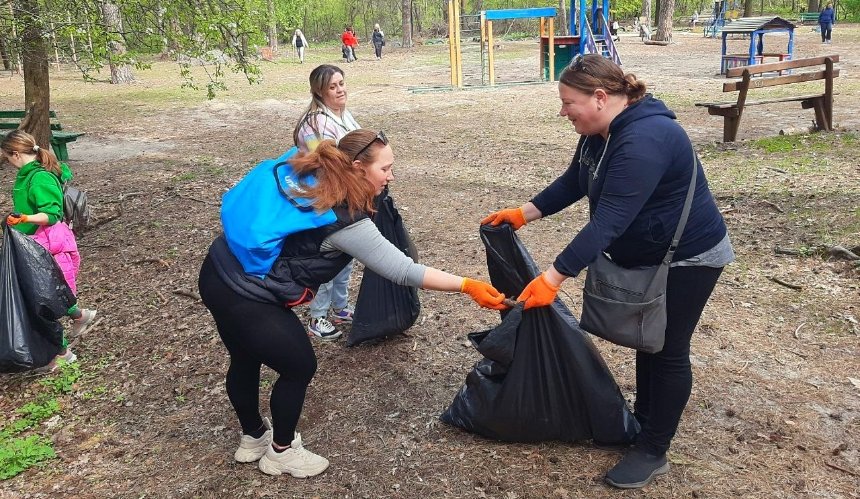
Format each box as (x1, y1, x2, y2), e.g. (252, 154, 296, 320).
(634, 265, 723, 455)
(198, 255, 317, 446)
(820, 23, 832, 42)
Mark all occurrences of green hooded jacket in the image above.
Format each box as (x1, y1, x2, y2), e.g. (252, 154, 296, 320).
(11, 160, 73, 235)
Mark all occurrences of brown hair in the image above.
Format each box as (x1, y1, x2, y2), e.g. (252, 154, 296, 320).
(0, 130, 61, 174)
(292, 64, 346, 146)
(559, 54, 647, 103)
(289, 129, 384, 216)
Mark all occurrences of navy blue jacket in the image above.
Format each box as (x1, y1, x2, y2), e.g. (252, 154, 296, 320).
(819, 7, 835, 24)
(531, 95, 727, 277)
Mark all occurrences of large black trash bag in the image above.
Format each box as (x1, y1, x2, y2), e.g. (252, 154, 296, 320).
(440, 224, 639, 444)
(348, 188, 420, 346)
(0, 225, 76, 372)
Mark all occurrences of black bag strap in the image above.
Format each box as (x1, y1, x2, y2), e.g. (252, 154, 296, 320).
(663, 149, 697, 265)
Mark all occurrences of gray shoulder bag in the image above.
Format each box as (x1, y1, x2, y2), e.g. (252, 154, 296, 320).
(578, 147, 697, 353)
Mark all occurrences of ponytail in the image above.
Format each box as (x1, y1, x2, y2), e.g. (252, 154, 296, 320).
(289, 139, 375, 216)
(623, 73, 647, 102)
(35, 146, 61, 175)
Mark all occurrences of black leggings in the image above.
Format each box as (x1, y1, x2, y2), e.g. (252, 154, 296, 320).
(634, 265, 723, 455)
(198, 255, 317, 446)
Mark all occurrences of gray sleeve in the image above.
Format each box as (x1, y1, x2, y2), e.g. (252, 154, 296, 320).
(322, 218, 427, 287)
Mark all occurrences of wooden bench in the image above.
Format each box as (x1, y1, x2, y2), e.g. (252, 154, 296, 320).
(798, 12, 819, 24)
(0, 111, 85, 161)
(695, 55, 839, 142)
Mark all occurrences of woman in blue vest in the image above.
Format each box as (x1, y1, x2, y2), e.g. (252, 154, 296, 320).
(199, 129, 507, 479)
(483, 55, 734, 489)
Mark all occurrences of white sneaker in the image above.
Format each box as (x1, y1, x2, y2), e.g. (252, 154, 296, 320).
(258, 432, 329, 477)
(234, 417, 273, 463)
(307, 317, 342, 341)
(35, 349, 77, 373)
(70, 309, 97, 336)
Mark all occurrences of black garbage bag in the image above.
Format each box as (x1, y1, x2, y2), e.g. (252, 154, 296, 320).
(0, 225, 76, 372)
(348, 189, 420, 346)
(440, 224, 639, 444)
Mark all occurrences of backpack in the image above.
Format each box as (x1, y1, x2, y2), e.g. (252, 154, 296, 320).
(62, 183, 91, 234)
(25, 168, 91, 234)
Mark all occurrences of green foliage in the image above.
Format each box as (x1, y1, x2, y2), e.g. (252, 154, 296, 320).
(0, 435, 56, 480)
(39, 359, 82, 394)
(0, 362, 82, 480)
(0, 399, 60, 440)
(837, 0, 860, 20)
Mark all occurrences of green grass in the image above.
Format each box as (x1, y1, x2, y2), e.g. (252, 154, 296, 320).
(0, 361, 82, 479)
(751, 133, 830, 153)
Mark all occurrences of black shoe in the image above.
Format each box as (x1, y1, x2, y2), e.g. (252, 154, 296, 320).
(604, 447, 670, 489)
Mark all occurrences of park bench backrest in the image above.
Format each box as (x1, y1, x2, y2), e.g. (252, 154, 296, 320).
(724, 54, 839, 86)
(0, 110, 63, 131)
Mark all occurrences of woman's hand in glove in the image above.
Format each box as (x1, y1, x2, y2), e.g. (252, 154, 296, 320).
(461, 278, 509, 310)
(517, 272, 562, 310)
(480, 207, 526, 230)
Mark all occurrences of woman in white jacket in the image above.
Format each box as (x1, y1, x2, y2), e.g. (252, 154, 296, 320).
(291, 29, 309, 63)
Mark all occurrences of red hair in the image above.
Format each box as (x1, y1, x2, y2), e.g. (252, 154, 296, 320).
(288, 129, 386, 216)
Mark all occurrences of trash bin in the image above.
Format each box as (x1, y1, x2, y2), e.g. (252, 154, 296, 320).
(541, 35, 580, 80)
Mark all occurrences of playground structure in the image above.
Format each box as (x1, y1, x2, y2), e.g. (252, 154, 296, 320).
(446, 0, 622, 88)
(718, 16, 795, 74)
(704, 0, 742, 37)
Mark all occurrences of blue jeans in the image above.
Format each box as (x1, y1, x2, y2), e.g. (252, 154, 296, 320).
(309, 261, 353, 318)
(820, 23, 832, 42)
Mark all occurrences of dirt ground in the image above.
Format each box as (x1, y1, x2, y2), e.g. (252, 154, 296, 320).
(1, 24, 858, 498)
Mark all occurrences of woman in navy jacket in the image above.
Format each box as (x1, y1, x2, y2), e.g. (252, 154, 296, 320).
(483, 54, 734, 489)
(819, 3, 835, 43)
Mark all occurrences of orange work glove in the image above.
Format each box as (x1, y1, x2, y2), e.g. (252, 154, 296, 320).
(517, 273, 560, 310)
(480, 207, 527, 230)
(461, 278, 509, 310)
(6, 213, 28, 226)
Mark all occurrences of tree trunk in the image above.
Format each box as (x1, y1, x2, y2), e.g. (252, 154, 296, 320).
(808, 0, 820, 12)
(100, 1, 135, 84)
(558, 0, 568, 35)
(744, 0, 754, 17)
(412, 0, 421, 34)
(17, 0, 51, 147)
(267, 0, 278, 51)
(401, 0, 413, 47)
(0, 36, 11, 71)
(655, 0, 675, 42)
(642, 0, 652, 29)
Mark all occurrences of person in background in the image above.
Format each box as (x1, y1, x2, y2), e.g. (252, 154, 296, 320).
(482, 54, 733, 489)
(291, 29, 309, 63)
(199, 129, 507, 478)
(372, 24, 385, 60)
(293, 64, 360, 340)
(341, 27, 358, 63)
(818, 3, 835, 44)
(2, 130, 98, 370)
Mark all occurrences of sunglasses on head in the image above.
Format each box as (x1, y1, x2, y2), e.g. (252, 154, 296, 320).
(569, 54, 596, 78)
(352, 130, 388, 161)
